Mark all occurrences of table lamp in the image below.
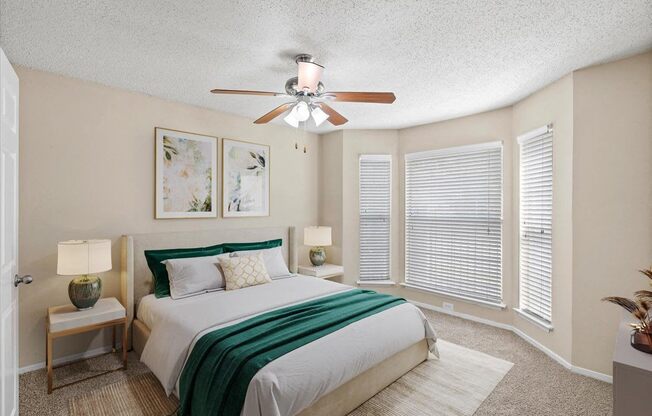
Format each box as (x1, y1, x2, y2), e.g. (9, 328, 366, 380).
(57, 239, 112, 310)
(304, 226, 332, 266)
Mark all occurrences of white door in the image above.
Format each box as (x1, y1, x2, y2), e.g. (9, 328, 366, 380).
(1, 47, 21, 416)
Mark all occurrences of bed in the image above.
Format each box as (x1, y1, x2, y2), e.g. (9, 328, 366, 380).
(120, 226, 437, 416)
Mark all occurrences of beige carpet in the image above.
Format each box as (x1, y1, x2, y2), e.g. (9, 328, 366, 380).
(68, 373, 178, 416)
(349, 340, 513, 415)
(64, 340, 511, 416)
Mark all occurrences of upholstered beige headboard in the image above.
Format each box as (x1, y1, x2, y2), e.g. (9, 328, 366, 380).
(120, 226, 297, 345)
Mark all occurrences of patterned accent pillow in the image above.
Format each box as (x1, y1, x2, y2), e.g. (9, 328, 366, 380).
(219, 253, 272, 290)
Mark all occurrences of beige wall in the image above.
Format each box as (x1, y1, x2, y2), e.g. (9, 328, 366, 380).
(397, 108, 515, 325)
(512, 74, 574, 362)
(318, 131, 344, 266)
(571, 52, 652, 375)
(17, 67, 320, 367)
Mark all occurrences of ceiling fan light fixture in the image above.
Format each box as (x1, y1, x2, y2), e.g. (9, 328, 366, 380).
(211, 54, 396, 128)
(311, 106, 329, 126)
(284, 105, 299, 128)
(295, 101, 311, 122)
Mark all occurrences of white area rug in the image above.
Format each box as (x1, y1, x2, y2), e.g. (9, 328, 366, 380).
(67, 340, 512, 416)
(349, 340, 514, 416)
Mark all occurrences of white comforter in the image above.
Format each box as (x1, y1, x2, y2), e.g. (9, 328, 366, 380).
(140, 276, 437, 416)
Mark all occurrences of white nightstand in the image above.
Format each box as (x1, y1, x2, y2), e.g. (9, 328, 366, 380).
(46, 297, 127, 393)
(298, 264, 344, 279)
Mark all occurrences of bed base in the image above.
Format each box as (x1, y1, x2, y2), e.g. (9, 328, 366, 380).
(131, 318, 428, 416)
(124, 229, 429, 416)
(297, 339, 429, 416)
(132, 319, 150, 358)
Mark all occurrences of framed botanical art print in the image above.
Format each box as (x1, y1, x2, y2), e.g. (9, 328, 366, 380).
(222, 138, 270, 217)
(155, 127, 217, 218)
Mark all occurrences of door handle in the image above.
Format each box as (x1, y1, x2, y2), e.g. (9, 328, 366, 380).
(14, 274, 33, 287)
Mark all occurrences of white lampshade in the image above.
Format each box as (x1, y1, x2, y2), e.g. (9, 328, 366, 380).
(284, 107, 299, 128)
(294, 101, 310, 122)
(57, 240, 112, 276)
(311, 106, 329, 126)
(304, 226, 332, 247)
(297, 61, 324, 93)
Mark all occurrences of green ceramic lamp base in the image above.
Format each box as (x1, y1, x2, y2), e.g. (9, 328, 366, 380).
(69, 275, 102, 310)
(309, 247, 327, 266)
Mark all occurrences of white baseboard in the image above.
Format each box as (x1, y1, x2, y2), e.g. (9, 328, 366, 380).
(408, 298, 613, 384)
(510, 326, 573, 370)
(571, 364, 613, 383)
(409, 299, 513, 331)
(19, 345, 115, 375)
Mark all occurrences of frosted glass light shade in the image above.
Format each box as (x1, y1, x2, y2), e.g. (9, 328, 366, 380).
(284, 106, 299, 128)
(311, 106, 329, 126)
(304, 226, 332, 247)
(295, 101, 310, 121)
(297, 61, 324, 93)
(57, 240, 112, 275)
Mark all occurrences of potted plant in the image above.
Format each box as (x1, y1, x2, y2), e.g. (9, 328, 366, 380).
(603, 267, 652, 354)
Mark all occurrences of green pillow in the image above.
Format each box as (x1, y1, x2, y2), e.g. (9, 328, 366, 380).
(222, 238, 283, 253)
(145, 244, 225, 298)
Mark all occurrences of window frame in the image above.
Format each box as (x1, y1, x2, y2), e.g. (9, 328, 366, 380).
(358, 154, 392, 282)
(403, 141, 505, 308)
(515, 124, 554, 331)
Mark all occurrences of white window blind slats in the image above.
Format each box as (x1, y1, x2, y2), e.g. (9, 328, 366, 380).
(405, 142, 503, 306)
(519, 128, 553, 324)
(359, 155, 391, 281)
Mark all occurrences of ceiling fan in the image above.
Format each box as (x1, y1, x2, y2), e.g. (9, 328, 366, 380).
(210, 54, 396, 127)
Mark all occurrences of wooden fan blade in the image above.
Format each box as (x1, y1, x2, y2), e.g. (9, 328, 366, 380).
(210, 89, 286, 97)
(253, 103, 294, 124)
(325, 92, 396, 104)
(317, 103, 348, 126)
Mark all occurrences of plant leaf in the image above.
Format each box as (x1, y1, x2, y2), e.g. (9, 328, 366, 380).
(635, 290, 652, 301)
(640, 300, 652, 311)
(602, 296, 639, 313)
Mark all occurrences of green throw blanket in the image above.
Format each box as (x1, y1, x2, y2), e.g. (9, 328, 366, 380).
(178, 289, 406, 416)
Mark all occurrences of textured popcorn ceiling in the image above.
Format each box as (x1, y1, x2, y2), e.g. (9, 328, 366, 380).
(1, 1, 651, 132)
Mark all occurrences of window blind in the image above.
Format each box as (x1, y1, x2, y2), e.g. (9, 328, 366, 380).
(518, 125, 553, 324)
(405, 142, 503, 306)
(359, 154, 391, 281)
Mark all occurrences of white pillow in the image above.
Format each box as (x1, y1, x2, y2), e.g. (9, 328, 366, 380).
(163, 253, 230, 299)
(234, 246, 290, 279)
